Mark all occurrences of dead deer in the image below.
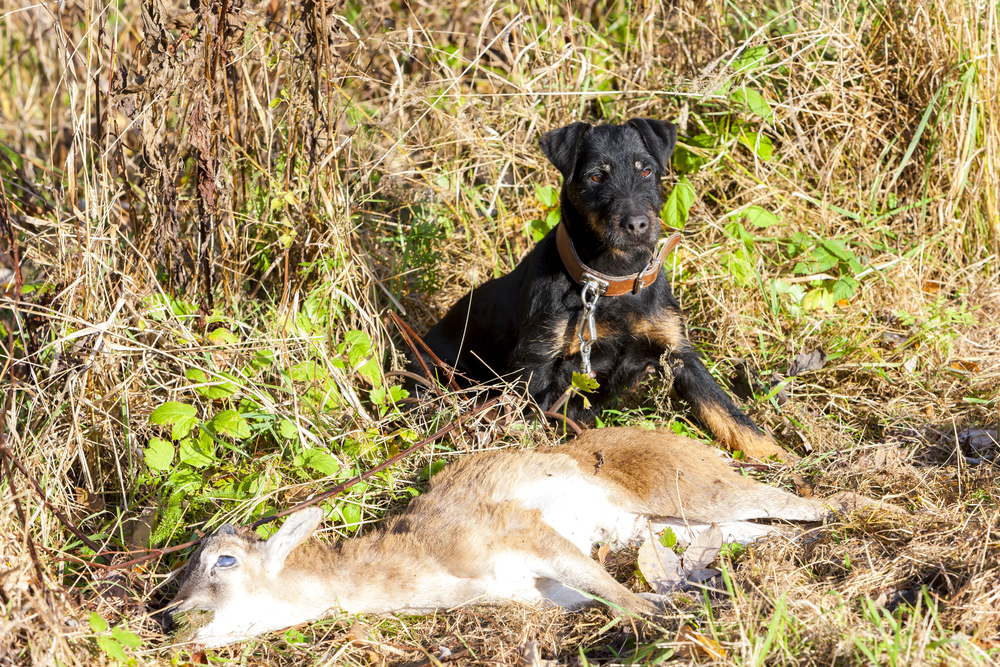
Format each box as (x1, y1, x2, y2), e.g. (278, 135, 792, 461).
(169, 427, 883, 646)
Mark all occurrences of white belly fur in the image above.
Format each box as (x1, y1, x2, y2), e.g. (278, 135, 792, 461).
(513, 475, 642, 554)
(480, 553, 599, 609)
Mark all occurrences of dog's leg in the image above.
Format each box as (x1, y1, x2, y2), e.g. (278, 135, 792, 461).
(667, 346, 794, 460)
(637, 311, 793, 460)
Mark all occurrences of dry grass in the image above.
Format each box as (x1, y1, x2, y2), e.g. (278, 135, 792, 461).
(0, 0, 998, 664)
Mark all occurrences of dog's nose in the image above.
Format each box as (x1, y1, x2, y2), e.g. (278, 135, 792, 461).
(624, 215, 650, 235)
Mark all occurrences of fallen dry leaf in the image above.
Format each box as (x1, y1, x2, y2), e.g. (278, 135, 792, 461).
(921, 280, 942, 293)
(75, 487, 105, 513)
(950, 360, 980, 372)
(788, 348, 826, 376)
(676, 624, 726, 660)
(959, 428, 999, 451)
(637, 535, 683, 594)
(685, 567, 721, 583)
(882, 331, 907, 348)
(597, 542, 610, 566)
(683, 522, 723, 572)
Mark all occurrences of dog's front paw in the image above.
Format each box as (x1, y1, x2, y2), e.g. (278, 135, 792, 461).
(732, 433, 799, 462)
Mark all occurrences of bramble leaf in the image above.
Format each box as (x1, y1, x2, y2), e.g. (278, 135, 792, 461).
(179, 437, 214, 468)
(213, 410, 251, 440)
(571, 372, 599, 394)
(730, 87, 773, 121)
(743, 205, 779, 228)
(149, 402, 198, 440)
(89, 612, 108, 633)
(144, 437, 174, 472)
(661, 176, 695, 230)
(732, 45, 768, 71)
(111, 625, 142, 648)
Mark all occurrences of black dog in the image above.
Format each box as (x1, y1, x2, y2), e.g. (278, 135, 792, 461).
(409, 118, 789, 460)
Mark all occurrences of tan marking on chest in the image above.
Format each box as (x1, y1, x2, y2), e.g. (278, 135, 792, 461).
(625, 312, 686, 351)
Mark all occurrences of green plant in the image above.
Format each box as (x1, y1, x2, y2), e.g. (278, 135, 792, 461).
(89, 613, 142, 664)
(527, 184, 561, 241)
(387, 204, 449, 294)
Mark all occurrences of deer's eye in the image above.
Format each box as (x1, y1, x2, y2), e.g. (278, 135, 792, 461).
(216, 555, 237, 568)
(591, 173, 605, 183)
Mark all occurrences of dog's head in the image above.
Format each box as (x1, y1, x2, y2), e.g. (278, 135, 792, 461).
(539, 119, 677, 252)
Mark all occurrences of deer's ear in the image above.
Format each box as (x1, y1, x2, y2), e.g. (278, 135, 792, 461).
(263, 508, 323, 572)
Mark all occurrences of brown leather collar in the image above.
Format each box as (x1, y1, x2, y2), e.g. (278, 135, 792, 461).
(556, 223, 681, 296)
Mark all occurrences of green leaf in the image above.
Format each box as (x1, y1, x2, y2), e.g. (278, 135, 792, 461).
(831, 276, 860, 301)
(278, 419, 298, 439)
(341, 330, 382, 388)
(743, 205, 780, 228)
(288, 361, 327, 383)
(723, 247, 754, 287)
(773, 279, 807, 304)
(96, 636, 127, 661)
(166, 468, 200, 492)
(179, 437, 214, 468)
(730, 87, 773, 121)
(212, 410, 251, 440)
(737, 129, 773, 160)
(340, 503, 362, 529)
(89, 612, 108, 633)
(186, 368, 237, 399)
(673, 134, 714, 175)
(821, 239, 855, 261)
(535, 184, 559, 208)
(793, 245, 840, 275)
(659, 527, 678, 548)
(149, 402, 198, 440)
(293, 448, 340, 476)
(207, 328, 238, 345)
(284, 628, 307, 644)
(545, 209, 560, 229)
(732, 45, 768, 71)
(661, 176, 695, 230)
(802, 288, 835, 312)
(571, 372, 599, 394)
(143, 437, 174, 472)
(343, 330, 372, 368)
(111, 626, 143, 649)
(251, 349, 275, 370)
(419, 460, 448, 480)
(724, 220, 755, 247)
(528, 209, 560, 242)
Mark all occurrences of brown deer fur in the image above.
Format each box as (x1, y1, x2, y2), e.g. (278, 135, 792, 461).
(170, 427, 883, 646)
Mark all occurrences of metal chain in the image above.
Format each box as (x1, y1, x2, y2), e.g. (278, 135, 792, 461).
(576, 279, 604, 377)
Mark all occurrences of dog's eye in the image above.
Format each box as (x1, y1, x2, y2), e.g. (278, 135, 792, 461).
(641, 168, 652, 177)
(591, 173, 605, 183)
(216, 555, 236, 568)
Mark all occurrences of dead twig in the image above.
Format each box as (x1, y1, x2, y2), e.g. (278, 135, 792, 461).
(388, 310, 463, 392)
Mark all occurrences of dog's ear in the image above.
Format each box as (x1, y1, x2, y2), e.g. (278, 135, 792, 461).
(539, 122, 591, 182)
(627, 118, 678, 172)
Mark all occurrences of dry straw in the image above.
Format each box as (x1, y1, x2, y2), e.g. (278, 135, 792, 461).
(0, 0, 997, 664)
